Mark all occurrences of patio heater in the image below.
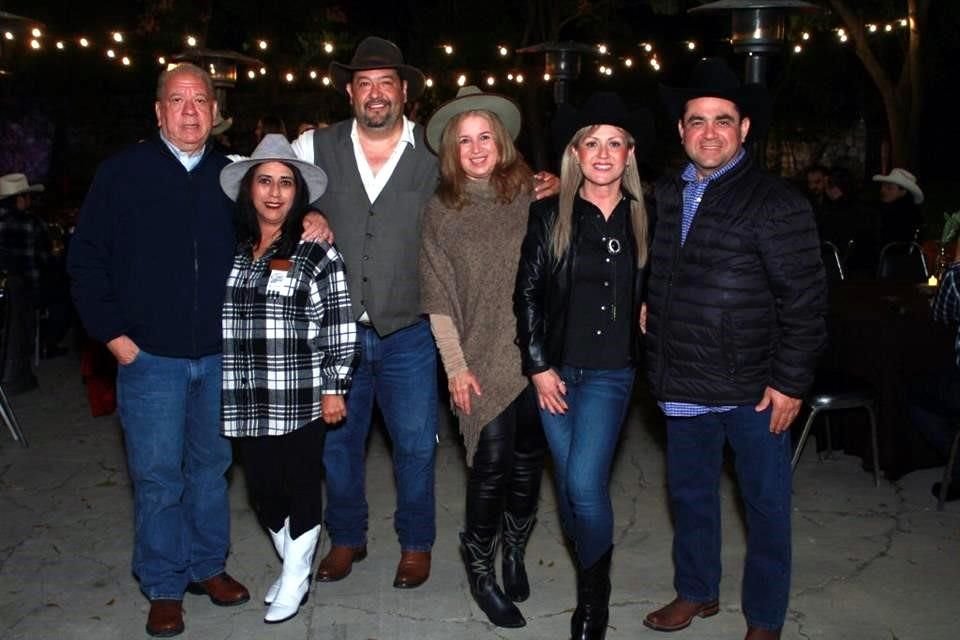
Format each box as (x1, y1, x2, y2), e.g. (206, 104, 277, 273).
(169, 48, 263, 117)
(0, 10, 45, 77)
(516, 41, 597, 105)
(689, 0, 817, 86)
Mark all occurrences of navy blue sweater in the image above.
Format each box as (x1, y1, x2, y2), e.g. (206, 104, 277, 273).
(68, 136, 235, 358)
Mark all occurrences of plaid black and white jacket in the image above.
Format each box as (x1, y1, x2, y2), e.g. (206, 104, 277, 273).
(221, 239, 359, 437)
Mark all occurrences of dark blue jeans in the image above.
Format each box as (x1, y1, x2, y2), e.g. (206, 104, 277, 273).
(907, 366, 960, 482)
(665, 405, 791, 631)
(117, 350, 232, 600)
(539, 366, 634, 568)
(322, 320, 438, 551)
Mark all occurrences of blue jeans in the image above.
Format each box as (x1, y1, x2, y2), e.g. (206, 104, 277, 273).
(117, 350, 232, 601)
(665, 405, 792, 631)
(322, 320, 438, 550)
(539, 366, 633, 568)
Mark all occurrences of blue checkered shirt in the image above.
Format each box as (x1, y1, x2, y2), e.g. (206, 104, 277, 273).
(933, 262, 960, 369)
(660, 150, 746, 418)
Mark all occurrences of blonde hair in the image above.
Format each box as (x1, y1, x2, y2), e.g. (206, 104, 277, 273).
(552, 125, 648, 267)
(435, 110, 533, 209)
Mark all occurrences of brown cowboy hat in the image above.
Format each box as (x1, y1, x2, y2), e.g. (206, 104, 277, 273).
(329, 36, 425, 100)
(660, 57, 771, 142)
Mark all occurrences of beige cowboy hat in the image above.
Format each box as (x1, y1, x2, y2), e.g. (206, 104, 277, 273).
(425, 85, 522, 153)
(329, 36, 425, 99)
(211, 113, 233, 136)
(0, 173, 44, 199)
(872, 168, 924, 204)
(220, 134, 328, 202)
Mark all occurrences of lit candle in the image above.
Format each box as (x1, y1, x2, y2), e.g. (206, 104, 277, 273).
(928, 275, 938, 286)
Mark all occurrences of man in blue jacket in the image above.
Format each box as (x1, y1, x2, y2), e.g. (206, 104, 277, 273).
(68, 63, 250, 637)
(642, 58, 827, 640)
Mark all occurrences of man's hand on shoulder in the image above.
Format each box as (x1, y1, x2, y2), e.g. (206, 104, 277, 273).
(107, 335, 140, 366)
(755, 386, 801, 433)
(302, 211, 333, 243)
(533, 171, 559, 200)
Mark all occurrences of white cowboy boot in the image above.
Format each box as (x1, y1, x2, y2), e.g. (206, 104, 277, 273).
(264, 518, 288, 605)
(264, 523, 320, 623)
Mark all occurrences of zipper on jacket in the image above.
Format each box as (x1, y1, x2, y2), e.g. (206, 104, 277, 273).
(656, 200, 684, 396)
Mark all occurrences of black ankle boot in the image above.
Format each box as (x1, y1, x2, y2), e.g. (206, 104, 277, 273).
(570, 546, 612, 640)
(502, 511, 537, 602)
(460, 531, 526, 628)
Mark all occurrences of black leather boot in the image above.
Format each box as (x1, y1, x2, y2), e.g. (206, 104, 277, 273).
(501, 511, 536, 602)
(570, 546, 613, 640)
(460, 530, 526, 628)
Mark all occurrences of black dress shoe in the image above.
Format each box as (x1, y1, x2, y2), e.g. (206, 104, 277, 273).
(931, 482, 960, 502)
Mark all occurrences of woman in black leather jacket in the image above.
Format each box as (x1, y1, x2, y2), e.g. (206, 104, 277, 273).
(513, 93, 650, 640)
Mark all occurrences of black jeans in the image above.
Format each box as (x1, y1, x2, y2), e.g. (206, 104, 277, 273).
(907, 366, 960, 482)
(237, 419, 326, 538)
(466, 384, 546, 535)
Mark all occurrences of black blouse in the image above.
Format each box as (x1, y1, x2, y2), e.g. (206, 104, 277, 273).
(563, 194, 636, 369)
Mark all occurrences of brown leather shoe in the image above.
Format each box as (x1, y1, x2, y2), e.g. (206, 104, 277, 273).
(185, 572, 250, 606)
(393, 550, 431, 589)
(315, 544, 368, 582)
(745, 626, 782, 640)
(146, 599, 184, 637)
(643, 597, 720, 632)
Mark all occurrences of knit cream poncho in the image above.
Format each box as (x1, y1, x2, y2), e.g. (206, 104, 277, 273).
(419, 180, 533, 465)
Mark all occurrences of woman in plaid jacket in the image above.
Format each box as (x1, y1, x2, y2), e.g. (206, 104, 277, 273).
(218, 134, 359, 624)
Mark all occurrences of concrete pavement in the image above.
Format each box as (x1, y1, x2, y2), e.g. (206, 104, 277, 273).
(1, 353, 957, 639)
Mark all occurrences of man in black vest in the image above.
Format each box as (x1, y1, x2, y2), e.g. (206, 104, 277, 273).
(642, 58, 827, 640)
(291, 36, 441, 590)
(292, 36, 558, 590)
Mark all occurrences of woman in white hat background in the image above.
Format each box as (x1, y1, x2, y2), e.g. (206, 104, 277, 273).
(873, 167, 924, 250)
(0, 172, 52, 392)
(218, 134, 359, 624)
(419, 86, 547, 628)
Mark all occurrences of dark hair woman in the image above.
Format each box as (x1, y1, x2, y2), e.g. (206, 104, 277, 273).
(219, 134, 358, 624)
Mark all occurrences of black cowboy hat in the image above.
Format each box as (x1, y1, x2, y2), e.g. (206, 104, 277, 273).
(329, 36, 426, 100)
(551, 92, 656, 161)
(660, 57, 771, 141)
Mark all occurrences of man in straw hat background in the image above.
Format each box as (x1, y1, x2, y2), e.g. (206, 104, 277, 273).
(872, 167, 924, 250)
(0, 172, 52, 392)
(642, 57, 827, 640)
(291, 35, 557, 590)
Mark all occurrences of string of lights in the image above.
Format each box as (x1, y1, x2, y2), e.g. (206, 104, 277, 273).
(0, 17, 911, 90)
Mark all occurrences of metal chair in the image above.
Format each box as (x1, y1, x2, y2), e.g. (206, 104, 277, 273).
(937, 430, 960, 511)
(791, 377, 880, 487)
(0, 273, 29, 447)
(822, 241, 845, 284)
(877, 241, 929, 282)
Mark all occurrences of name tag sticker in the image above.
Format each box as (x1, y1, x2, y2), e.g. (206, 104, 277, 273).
(266, 269, 292, 295)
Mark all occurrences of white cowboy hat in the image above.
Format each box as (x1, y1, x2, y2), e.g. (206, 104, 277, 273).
(0, 173, 44, 199)
(219, 134, 328, 202)
(211, 114, 233, 136)
(872, 168, 924, 204)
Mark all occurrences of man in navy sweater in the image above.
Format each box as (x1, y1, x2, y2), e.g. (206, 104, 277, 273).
(68, 63, 250, 637)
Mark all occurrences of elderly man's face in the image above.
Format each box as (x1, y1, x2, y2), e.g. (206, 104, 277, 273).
(346, 68, 406, 132)
(155, 71, 217, 153)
